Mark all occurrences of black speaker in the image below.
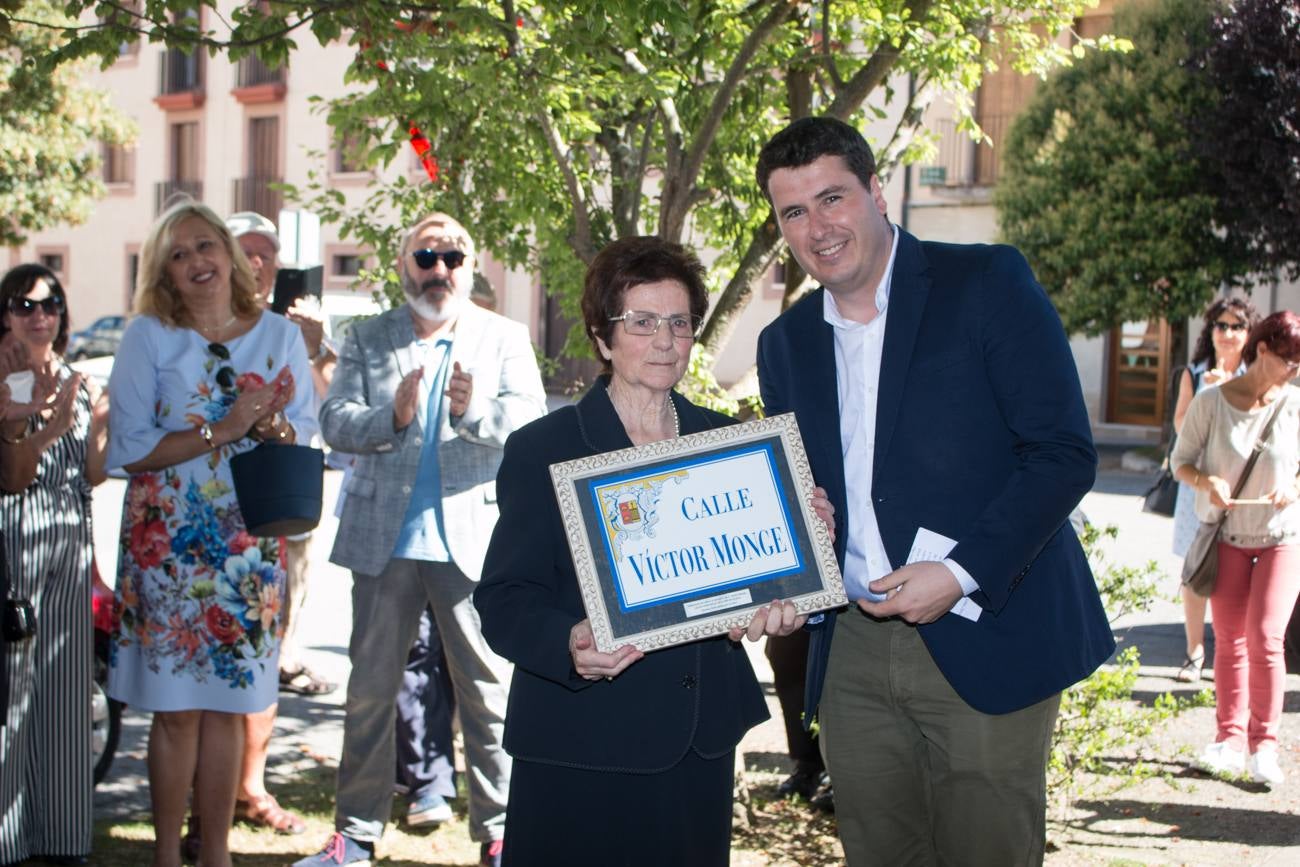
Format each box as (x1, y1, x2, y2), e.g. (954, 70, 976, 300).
(271, 266, 324, 315)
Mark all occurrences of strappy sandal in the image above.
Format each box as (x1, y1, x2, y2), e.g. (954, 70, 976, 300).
(1176, 653, 1205, 683)
(278, 664, 336, 696)
(237, 793, 307, 835)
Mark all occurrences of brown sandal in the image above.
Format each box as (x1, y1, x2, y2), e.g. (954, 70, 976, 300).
(279, 665, 336, 696)
(237, 793, 307, 835)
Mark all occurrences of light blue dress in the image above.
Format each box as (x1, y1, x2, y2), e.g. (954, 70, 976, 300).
(105, 312, 318, 713)
(1171, 360, 1244, 556)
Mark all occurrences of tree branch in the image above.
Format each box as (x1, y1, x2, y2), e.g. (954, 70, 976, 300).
(699, 214, 784, 355)
(502, 0, 596, 263)
(824, 0, 936, 119)
(660, 0, 798, 240)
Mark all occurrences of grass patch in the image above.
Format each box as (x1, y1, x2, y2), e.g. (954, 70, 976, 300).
(87, 765, 481, 866)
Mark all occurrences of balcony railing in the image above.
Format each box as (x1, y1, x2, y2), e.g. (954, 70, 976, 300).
(159, 48, 202, 95)
(231, 176, 283, 221)
(235, 55, 286, 89)
(922, 114, 1014, 188)
(154, 179, 203, 216)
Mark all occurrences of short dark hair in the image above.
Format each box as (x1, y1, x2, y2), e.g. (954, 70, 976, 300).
(1191, 295, 1260, 368)
(0, 263, 71, 355)
(1243, 310, 1300, 366)
(756, 116, 878, 202)
(581, 236, 709, 373)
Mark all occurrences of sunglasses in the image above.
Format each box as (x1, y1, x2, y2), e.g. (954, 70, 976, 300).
(7, 295, 65, 317)
(208, 342, 236, 393)
(410, 249, 466, 271)
(1212, 321, 1247, 333)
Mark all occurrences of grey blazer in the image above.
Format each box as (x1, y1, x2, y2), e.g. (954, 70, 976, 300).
(320, 302, 547, 578)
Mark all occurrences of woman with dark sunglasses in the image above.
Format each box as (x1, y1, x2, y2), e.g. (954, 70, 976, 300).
(1170, 296, 1259, 684)
(104, 200, 318, 867)
(0, 263, 109, 865)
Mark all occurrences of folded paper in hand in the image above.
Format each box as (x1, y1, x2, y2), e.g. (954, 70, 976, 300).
(908, 527, 981, 623)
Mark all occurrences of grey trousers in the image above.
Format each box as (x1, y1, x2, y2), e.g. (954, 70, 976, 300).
(336, 558, 511, 844)
(820, 612, 1060, 867)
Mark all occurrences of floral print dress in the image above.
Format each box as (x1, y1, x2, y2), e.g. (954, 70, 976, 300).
(105, 313, 317, 713)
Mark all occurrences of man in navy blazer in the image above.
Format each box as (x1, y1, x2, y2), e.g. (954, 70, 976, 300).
(755, 117, 1114, 866)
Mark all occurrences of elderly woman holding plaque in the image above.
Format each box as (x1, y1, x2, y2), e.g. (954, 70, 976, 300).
(475, 236, 830, 866)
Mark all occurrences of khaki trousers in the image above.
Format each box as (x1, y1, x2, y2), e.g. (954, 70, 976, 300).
(820, 611, 1060, 867)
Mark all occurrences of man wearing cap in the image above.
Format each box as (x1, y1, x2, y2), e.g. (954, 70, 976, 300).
(297, 212, 545, 867)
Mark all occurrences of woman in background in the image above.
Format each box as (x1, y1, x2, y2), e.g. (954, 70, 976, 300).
(0, 264, 108, 865)
(1172, 311, 1300, 787)
(1170, 296, 1257, 682)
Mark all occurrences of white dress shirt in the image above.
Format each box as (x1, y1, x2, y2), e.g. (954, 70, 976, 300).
(826, 225, 978, 604)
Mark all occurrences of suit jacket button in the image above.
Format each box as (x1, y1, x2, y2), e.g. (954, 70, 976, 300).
(402, 484, 412, 494)
(680, 675, 697, 689)
(414, 436, 423, 445)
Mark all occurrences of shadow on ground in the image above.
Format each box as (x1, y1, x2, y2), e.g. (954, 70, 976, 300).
(1067, 796, 1300, 849)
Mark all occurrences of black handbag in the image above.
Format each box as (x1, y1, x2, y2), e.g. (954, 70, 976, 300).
(229, 442, 325, 537)
(1141, 442, 1178, 517)
(1182, 397, 1286, 597)
(2, 598, 36, 642)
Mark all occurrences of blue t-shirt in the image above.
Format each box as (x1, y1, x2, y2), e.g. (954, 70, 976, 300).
(392, 337, 454, 561)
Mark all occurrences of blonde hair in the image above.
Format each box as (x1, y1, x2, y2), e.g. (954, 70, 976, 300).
(135, 200, 262, 327)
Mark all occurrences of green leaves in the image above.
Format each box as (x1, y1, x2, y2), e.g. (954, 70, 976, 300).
(18, 0, 1116, 378)
(996, 0, 1248, 337)
(0, 0, 135, 246)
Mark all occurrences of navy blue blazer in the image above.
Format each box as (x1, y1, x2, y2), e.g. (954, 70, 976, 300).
(757, 229, 1115, 718)
(473, 378, 770, 771)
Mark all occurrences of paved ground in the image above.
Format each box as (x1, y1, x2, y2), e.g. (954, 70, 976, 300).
(88, 448, 1300, 863)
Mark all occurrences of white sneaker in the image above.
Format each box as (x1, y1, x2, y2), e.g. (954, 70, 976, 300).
(1197, 741, 1246, 777)
(1250, 748, 1285, 787)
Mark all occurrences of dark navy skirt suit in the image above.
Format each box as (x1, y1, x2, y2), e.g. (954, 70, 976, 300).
(474, 378, 769, 866)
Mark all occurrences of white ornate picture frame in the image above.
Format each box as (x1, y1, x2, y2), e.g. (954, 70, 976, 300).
(549, 413, 846, 653)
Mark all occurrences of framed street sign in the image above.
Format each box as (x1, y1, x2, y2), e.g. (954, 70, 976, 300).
(549, 412, 845, 653)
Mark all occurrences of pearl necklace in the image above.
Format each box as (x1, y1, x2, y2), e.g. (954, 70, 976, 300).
(195, 312, 237, 339)
(667, 395, 679, 437)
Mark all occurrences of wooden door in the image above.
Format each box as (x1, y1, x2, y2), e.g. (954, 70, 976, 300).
(1106, 319, 1170, 426)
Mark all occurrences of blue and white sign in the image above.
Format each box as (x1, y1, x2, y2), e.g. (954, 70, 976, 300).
(550, 413, 845, 653)
(591, 445, 802, 612)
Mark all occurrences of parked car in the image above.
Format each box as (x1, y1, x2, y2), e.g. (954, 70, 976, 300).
(67, 315, 126, 360)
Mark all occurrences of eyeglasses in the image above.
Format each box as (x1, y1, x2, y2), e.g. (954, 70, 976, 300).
(7, 295, 65, 318)
(410, 249, 467, 271)
(1213, 321, 1248, 333)
(208, 342, 236, 393)
(608, 310, 702, 339)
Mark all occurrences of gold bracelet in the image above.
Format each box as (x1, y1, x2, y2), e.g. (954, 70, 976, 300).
(0, 418, 31, 445)
(254, 413, 286, 441)
(198, 422, 217, 450)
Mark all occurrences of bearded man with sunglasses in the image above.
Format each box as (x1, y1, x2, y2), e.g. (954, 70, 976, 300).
(300, 213, 546, 867)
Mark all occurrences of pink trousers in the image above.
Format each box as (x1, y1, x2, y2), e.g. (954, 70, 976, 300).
(1210, 542, 1300, 751)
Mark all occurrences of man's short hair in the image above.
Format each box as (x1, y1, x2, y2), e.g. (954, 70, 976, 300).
(402, 212, 476, 261)
(755, 116, 878, 202)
